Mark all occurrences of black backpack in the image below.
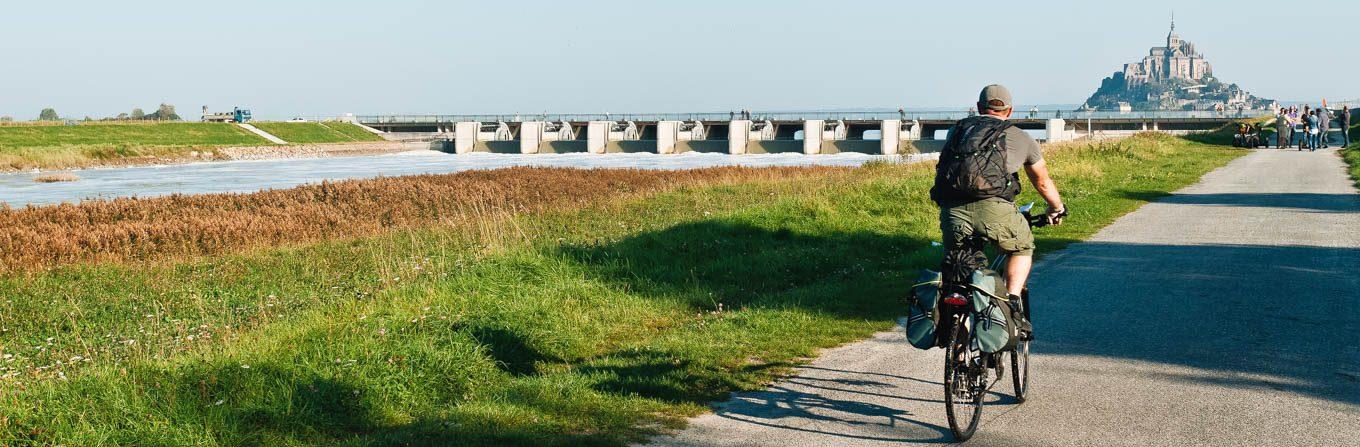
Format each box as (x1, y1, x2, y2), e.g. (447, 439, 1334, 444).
(930, 116, 1021, 204)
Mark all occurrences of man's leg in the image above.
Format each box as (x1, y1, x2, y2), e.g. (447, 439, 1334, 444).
(1005, 254, 1031, 297)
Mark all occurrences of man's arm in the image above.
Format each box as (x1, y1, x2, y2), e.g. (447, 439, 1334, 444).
(1024, 159, 1065, 223)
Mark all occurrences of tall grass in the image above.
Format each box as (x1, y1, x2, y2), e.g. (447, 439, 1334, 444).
(0, 166, 838, 271)
(0, 133, 1244, 446)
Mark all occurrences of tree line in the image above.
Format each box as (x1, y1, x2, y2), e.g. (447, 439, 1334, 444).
(17, 104, 182, 123)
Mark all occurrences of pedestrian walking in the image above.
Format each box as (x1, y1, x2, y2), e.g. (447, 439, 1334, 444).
(1306, 110, 1320, 151)
(1342, 107, 1352, 147)
(1317, 106, 1332, 148)
(1275, 108, 1290, 148)
(1297, 106, 1312, 149)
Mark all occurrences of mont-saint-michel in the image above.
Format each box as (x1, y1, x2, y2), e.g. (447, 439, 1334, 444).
(1081, 21, 1276, 112)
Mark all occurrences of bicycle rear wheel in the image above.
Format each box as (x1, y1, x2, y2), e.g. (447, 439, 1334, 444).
(1010, 340, 1030, 403)
(1011, 290, 1031, 403)
(944, 313, 984, 441)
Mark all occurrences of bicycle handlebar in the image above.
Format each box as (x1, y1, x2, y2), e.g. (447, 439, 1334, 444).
(1023, 207, 1069, 228)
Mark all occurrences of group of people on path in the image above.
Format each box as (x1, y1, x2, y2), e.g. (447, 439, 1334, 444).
(1273, 105, 1351, 150)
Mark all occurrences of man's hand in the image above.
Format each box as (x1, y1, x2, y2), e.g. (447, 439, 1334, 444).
(1025, 160, 1064, 226)
(1046, 205, 1067, 226)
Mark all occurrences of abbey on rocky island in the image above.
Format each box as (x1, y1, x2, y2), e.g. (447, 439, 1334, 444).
(1081, 20, 1274, 112)
(1121, 20, 1212, 87)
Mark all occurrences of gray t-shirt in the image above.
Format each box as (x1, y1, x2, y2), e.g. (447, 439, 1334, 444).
(977, 116, 1044, 174)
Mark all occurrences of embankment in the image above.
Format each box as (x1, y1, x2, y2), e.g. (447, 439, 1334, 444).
(0, 133, 1244, 446)
(0, 121, 408, 171)
(215, 141, 431, 160)
(249, 122, 386, 144)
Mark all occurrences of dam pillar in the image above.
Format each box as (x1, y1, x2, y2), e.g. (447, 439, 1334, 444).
(520, 121, 543, 154)
(454, 121, 479, 154)
(728, 120, 750, 154)
(652, 120, 685, 153)
(657, 120, 704, 154)
(803, 120, 824, 154)
(1045, 119, 1074, 143)
(658, 121, 680, 154)
(586, 121, 610, 154)
(881, 119, 901, 155)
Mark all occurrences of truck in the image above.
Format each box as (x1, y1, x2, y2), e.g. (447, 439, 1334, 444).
(201, 106, 252, 123)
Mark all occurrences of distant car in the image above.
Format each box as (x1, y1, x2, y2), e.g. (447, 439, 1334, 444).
(288, 117, 308, 122)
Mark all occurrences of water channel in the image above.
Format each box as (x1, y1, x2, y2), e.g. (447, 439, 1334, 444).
(0, 150, 931, 207)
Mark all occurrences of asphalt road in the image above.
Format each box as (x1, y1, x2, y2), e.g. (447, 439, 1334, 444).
(647, 148, 1360, 446)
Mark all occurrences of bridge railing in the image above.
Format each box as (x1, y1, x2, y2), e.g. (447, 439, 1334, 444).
(352, 109, 1272, 125)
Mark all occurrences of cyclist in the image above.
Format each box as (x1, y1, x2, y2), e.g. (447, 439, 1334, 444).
(931, 84, 1066, 334)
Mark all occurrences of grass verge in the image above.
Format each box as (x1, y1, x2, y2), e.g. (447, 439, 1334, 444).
(0, 133, 1243, 446)
(1343, 120, 1360, 187)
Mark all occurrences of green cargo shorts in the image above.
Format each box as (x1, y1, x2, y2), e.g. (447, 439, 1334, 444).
(940, 198, 1035, 256)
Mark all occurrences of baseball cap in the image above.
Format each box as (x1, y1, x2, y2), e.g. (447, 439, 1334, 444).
(979, 84, 1013, 111)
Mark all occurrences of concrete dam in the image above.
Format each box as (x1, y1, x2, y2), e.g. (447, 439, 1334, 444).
(352, 110, 1263, 155)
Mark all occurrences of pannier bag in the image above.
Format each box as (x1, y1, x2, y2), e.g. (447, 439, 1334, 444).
(969, 268, 1019, 353)
(905, 270, 943, 350)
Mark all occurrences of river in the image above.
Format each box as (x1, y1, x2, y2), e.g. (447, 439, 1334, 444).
(0, 151, 931, 207)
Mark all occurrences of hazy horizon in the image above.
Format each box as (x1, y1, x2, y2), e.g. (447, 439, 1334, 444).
(2, 0, 1355, 120)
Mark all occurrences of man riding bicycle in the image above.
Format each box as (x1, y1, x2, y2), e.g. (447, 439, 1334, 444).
(931, 84, 1066, 333)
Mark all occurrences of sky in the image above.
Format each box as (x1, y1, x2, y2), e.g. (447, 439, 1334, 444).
(0, 0, 1355, 120)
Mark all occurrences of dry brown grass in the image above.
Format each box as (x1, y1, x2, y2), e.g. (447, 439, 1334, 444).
(0, 166, 845, 271)
(33, 172, 79, 183)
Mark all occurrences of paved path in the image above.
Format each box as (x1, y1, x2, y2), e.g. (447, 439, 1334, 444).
(237, 123, 289, 144)
(648, 149, 1360, 446)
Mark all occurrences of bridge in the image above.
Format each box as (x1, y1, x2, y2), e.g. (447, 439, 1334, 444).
(341, 110, 1268, 155)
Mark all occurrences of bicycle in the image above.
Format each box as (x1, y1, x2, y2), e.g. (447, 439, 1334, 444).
(938, 202, 1063, 441)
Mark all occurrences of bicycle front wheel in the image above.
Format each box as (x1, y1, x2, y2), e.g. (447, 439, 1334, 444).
(944, 314, 984, 441)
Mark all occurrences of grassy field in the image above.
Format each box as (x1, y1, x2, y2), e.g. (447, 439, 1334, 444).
(250, 122, 385, 144)
(0, 133, 1243, 446)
